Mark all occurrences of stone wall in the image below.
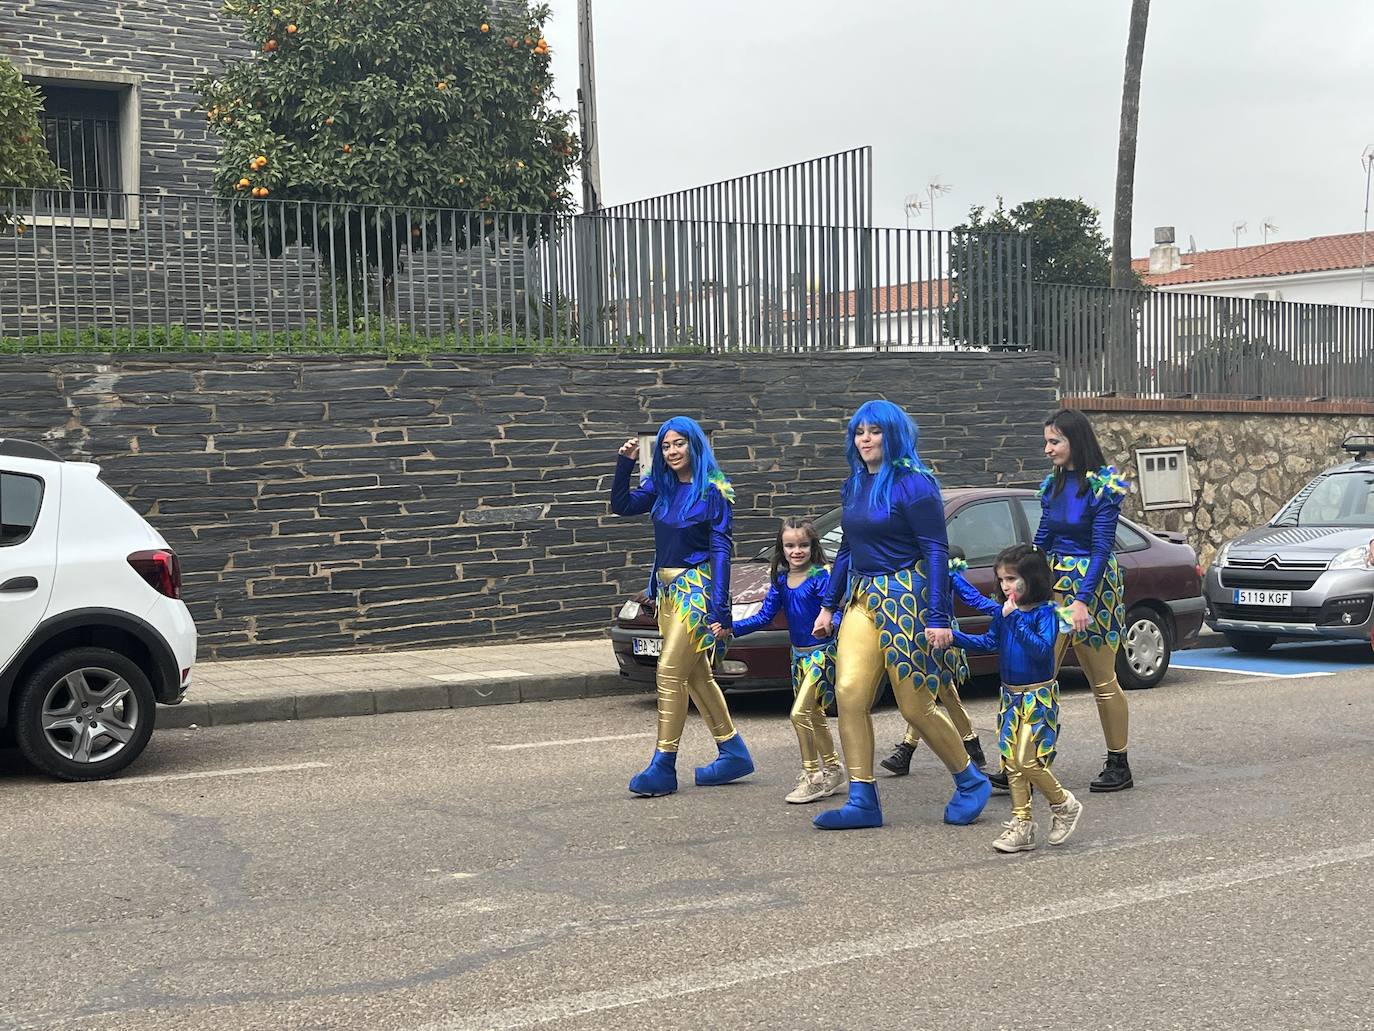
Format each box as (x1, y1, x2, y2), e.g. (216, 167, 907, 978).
(5, 352, 1056, 659)
(1070, 398, 1374, 566)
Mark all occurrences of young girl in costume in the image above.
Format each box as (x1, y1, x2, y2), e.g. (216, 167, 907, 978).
(811, 399, 991, 830)
(952, 543, 1084, 853)
(610, 417, 754, 797)
(727, 517, 847, 805)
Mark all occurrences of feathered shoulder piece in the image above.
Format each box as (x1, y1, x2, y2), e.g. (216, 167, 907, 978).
(1036, 473, 1055, 498)
(706, 469, 735, 503)
(1086, 465, 1130, 500)
(893, 456, 937, 481)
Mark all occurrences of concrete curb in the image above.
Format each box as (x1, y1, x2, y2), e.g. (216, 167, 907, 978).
(157, 671, 642, 729)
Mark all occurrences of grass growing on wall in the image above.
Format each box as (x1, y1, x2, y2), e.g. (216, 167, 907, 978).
(0, 326, 709, 357)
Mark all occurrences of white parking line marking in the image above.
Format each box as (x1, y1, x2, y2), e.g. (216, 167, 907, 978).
(1170, 663, 1335, 679)
(418, 838, 1374, 1031)
(491, 733, 653, 751)
(98, 761, 331, 785)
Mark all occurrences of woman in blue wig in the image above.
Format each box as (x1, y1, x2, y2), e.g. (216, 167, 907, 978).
(610, 416, 755, 797)
(811, 399, 991, 830)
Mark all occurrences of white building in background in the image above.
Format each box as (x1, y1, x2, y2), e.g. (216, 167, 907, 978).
(1137, 228, 1374, 306)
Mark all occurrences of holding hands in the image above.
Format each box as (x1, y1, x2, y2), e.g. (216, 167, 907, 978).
(812, 608, 834, 639)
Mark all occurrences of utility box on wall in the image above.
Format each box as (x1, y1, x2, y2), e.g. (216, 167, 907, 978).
(1135, 445, 1192, 510)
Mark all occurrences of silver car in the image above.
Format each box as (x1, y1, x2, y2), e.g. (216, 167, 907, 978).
(1203, 435, 1374, 652)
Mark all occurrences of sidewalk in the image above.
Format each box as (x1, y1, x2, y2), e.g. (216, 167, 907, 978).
(160, 637, 633, 729)
(163, 628, 1225, 730)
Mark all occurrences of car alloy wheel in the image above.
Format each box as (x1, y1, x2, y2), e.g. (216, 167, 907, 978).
(41, 666, 141, 764)
(1118, 607, 1171, 690)
(14, 647, 158, 781)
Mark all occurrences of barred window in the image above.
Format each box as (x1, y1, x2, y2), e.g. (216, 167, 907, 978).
(37, 84, 123, 216)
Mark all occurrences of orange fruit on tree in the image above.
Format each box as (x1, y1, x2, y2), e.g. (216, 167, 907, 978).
(286, 23, 298, 33)
(264, 39, 278, 51)
(480, 22, 489, 32)
(342, 143, 352, 153)
(238, 177, 251, 188)
(325, 115, 335, 125)
(436, 81, 447, 90)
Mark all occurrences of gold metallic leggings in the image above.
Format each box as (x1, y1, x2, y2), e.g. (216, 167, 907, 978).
(654, 576, 736, 751)
(1008, 719, 1067, 821)
(902, 680, 976, 747)
(834, 600, 970, 782)
(792, 654, 840, 773)
(1054, 632, 1129, 753)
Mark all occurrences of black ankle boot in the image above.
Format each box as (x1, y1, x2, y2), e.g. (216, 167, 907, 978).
(880, 739, 917, 776)
(963, 736, 987, 771)
(1090, 750, 1134, 793)
(988, 767, 1010, 792)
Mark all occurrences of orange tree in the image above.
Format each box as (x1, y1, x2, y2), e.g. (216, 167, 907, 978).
(0, 57, 67, 232)
(201, 0, 577, 293)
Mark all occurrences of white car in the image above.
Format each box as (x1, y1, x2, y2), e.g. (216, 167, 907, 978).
(0, 439, 197, 780)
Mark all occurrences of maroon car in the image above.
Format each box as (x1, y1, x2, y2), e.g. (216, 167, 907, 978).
(610, 487, 1205, 693)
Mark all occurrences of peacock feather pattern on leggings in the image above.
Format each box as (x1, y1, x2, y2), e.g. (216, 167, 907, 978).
(852, 561, 968, 696)
(997, 680, 1060, 767)
(658, 566, 720, 661)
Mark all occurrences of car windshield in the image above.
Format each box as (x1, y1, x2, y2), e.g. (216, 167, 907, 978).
(1272, 471, 1374, 527)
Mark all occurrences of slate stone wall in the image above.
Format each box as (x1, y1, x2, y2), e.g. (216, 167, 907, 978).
(4, 352, 1057, 658)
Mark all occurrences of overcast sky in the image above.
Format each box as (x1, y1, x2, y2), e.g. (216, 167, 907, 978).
(542, 0, 1374, 256)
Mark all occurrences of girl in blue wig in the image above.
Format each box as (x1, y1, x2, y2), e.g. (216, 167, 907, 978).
(810, 399, 991, 830)
(609, 416, 754, 797)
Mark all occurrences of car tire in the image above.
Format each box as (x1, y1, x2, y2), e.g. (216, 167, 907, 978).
(13, 647, 157, 782)
(1223, 631, 1276, 654)
(1117, 606, 1171, 690)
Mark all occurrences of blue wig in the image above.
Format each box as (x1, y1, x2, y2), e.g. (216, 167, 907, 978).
(648, 416, 729, 518)
(842, 399, 933, 514)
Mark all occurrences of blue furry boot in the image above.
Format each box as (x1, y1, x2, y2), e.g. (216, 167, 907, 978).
(694, 733, 755, 786)
(813, 780, 883, 830)
(944, 761, 992, 825)
(629, 749, 678, 797)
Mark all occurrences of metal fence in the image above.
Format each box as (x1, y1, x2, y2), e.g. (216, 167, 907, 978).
(1040, 282, 1374, 400)
(597, 147, 873, 227)
(1, 187, 1030, 354)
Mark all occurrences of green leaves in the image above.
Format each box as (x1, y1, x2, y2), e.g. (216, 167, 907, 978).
(0, 57, 68, 230)
(199, 0, 577, 267)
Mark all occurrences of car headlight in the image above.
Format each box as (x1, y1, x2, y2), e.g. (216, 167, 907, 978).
(1214, 540, 1235, 568)
(1329, 541, 1374, 571)
(618, 600, 641, 620)
(732, 601, 762, 621)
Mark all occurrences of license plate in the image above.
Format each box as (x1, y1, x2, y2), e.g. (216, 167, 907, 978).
(1233, 589, 1292, 606)
(632, 637, 662, 657)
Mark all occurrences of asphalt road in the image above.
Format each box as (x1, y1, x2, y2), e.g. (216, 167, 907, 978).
(3, 661, 1373, 1031)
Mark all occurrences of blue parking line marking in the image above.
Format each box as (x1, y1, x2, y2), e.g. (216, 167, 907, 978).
(1174, 641, 1373, 678)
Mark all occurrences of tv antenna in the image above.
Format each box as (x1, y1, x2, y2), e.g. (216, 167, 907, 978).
(924, 179, 953, 231)
(1361, 145, 1374, 304)
(903, 194, 925, 233)
(1261, 218, 1278, 243)
(1231, 220, 1248, 248)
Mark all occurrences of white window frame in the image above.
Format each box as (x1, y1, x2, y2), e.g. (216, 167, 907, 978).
(14, 63, 142, 231)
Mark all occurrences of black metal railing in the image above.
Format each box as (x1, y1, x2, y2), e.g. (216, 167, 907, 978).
(1039, 282, 1374, 400)
(0, 187, 1030, 355)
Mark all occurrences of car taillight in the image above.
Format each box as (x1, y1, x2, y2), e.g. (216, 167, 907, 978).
(1195, 564, 1204, 579)
(128, 549, 182, 599)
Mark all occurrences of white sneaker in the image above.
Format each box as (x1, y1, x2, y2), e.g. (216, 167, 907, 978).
(819, 762, 848, 798)
(993, 818, 1038, 853)
(785, 770, 827, 804)
(1048, 791, 1083, 846)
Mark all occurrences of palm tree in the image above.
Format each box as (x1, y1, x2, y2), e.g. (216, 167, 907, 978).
(1111, 0, 1150, 288)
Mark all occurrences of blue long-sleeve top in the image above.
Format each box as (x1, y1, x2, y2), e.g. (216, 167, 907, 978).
(1033, 466, 1129, 604)
(951, 602, 1063, 687)
(732, 566, 836, 648)
(950, 567, 997, 617)
(823, 466, 951, 627)
(610, 454, 733, 628)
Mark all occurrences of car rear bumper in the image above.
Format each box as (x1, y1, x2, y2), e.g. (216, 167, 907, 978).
(610, 624, 794, 692)
(1164, 595, 1206, 644)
